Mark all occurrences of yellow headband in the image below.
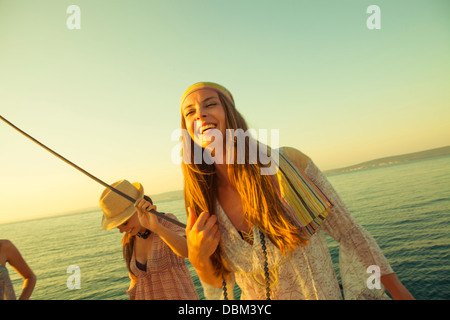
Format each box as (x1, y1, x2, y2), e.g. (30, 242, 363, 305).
(180, 82, 234, 106)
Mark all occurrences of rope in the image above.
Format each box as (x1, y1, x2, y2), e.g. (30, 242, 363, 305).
(0, 114, 186, 229)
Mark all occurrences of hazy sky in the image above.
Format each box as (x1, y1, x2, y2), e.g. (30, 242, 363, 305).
(1, 0, 449, 223)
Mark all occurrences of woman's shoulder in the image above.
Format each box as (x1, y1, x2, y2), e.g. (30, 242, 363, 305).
(0, 239, 13, 251)
(0, 239, 14, 262)
(278, 146, 311, 172)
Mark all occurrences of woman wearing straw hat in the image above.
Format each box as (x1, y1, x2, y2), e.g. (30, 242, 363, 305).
(99, 179, 198, 300)
(180, 82, 414, 300)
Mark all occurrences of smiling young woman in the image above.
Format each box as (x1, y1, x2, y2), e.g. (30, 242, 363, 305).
(179, 81, 414, 300)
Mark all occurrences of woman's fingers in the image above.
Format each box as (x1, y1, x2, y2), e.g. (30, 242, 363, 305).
(134, 199, 159, 231)
(203, 214, 218, 230)
(191, 212, 219, 240)
(187, 209, 212, 232)
(186, 208, 220, 256)
(192, 211, 211, 231)
(135, 199, 156, 212)
(212, 224, 221, 242)
(186, 207, 197, 232)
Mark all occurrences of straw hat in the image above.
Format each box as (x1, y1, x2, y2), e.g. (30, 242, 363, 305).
(99, 179, 144, 231)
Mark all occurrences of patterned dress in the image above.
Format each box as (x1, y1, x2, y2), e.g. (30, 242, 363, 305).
(201, 148, 394, 300)
(126, 213, 199, 300)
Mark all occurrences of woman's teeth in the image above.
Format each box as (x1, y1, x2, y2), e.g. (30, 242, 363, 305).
(202, 124, 216, 133)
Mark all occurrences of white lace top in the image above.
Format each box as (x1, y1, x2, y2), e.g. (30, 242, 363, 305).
(201, 158, 394, 300)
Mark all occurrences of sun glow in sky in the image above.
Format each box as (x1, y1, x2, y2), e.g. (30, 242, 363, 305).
(1, 0, 449, 223)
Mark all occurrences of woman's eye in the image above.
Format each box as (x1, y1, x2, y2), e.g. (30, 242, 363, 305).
(184, 102, 216, 117)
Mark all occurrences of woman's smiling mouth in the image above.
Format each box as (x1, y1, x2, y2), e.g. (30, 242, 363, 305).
(194, 121, 217, 135)
(201, 123, 217, 133)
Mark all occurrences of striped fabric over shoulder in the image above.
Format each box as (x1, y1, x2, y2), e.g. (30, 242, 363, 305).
(270, 149, 334, 237)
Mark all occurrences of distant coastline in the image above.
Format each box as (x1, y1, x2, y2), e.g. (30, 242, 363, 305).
(151, 189, 184, 203)
(152, 146, 450, 201)
(323, 146, 450, 175)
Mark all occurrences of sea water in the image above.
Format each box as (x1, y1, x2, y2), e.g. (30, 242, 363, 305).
(1, 155, 448, 300)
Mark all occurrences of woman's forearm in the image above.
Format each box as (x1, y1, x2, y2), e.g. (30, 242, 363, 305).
(381, 273, 415, 300)
(192, 257, 223, 288)
(154, 225, 189, 258)
(18, 273, 36, 300)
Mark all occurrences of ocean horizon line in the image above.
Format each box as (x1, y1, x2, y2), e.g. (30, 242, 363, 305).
(1, 145, 448, 226)
(0, 189, 188, 226)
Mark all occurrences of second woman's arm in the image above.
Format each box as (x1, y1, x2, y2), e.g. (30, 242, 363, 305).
(135, 200, 189, 258)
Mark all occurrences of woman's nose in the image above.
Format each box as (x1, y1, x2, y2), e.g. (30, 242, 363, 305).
(195, 108, 207, 119)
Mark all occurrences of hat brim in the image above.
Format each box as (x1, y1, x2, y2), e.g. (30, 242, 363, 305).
(101, 183, 144, 231)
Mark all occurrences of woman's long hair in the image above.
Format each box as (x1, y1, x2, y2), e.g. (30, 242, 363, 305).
(181, 92, 308, 278)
